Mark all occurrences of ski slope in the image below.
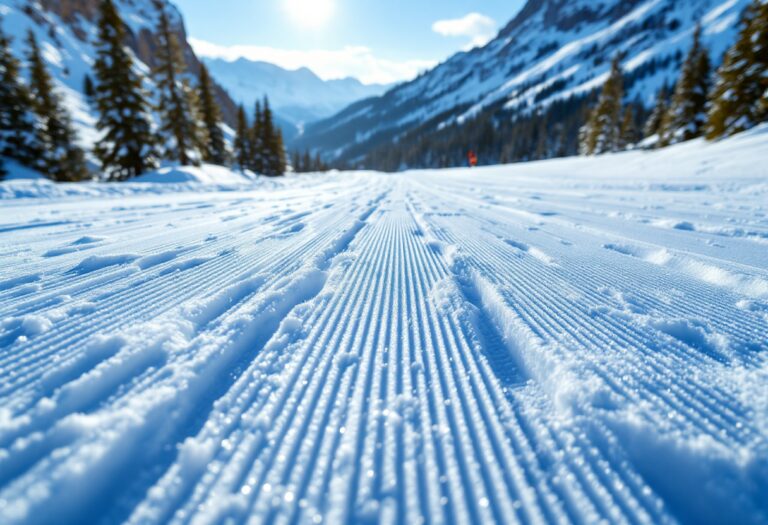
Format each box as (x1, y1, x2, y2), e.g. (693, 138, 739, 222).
(1, 129, 767, 525)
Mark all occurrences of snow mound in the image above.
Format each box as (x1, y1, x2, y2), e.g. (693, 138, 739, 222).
(0, 164, 269, 200)
(133, 165, 259, 184)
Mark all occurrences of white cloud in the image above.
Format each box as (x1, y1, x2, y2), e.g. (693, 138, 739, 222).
(432, 13, 498, 49)
(189, 38, 436, 86)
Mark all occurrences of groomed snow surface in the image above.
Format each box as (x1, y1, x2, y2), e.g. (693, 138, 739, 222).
(1, 128, 767, 525)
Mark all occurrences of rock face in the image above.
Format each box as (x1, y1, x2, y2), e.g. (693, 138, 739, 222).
(295, 0, 751, 167)
(41, 0, 191, 71)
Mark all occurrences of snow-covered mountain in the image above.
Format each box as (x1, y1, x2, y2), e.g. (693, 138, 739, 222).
(203, 57, 389, 127)
(296, 0, 752, 166)
(0, 0, 238, 149)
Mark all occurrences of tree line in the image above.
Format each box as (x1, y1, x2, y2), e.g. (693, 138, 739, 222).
(580, 0, 767, 155)
(291, 150, 330, 174)
(233, 98, 287, 176)
(0, 0, 287, 182)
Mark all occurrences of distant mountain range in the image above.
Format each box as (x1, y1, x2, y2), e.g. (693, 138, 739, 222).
(294, 0, 752, 169)
(202, 58, 390, 142)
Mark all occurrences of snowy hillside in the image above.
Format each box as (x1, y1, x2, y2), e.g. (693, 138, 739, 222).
(1, 128, 767, 524)
(296, 0, 752, 165)
(0, 0, 237, 151)
(203, 57, 389, 129)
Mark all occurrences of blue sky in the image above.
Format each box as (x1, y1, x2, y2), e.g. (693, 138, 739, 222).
(174, 0, 525, 84)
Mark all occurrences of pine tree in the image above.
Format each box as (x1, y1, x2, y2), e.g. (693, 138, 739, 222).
(153, 0, 200, 166)
(661, 25, 711, 145)
(553, 123, 568, 157)
(535, 114, 548, 160)
(580, 55, 624, 155)
(233, 104, 250, 172)
(644, 85, 669, 140)
(249, 100, 264, 173)
(619, 106, 638, 150)
(314, 152, 327, 172)
(197, 63, 227, 165)
(25, 31, 89, 182)
(577, 124, 590, 156)
(751, 0, 768, 119)
(707, 0, 768, 139)
(83, 74, 95, 102)
(93, 0, 158, 181)
(260, 97, 285, 176)
(0, 19, 39, 174)
(273, 128, 287, 175)
(262, 97, 275, 174)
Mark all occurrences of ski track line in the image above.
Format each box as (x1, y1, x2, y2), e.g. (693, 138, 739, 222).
(0, 192, 373, 402)
(0, 187, 388, 524)
(0, 172, 766, 525)
(417, 203, 760, 448)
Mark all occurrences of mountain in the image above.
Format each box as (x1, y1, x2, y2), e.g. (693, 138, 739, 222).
(202, 57, 389, 144)
(295, 0, 752, 170)
(0, 0, 238, 150)
(203, 57, 390, 125)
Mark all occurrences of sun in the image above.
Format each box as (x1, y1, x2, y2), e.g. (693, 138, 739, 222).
(284, 0, 335, 29)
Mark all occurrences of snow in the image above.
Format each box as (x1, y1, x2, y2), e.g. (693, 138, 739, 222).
(132, 164, 260, 184)
(0, 128, 767, 524)
(0, 164, 267, 199)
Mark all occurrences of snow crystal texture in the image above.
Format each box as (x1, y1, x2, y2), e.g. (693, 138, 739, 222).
(0, 129, 767, 524)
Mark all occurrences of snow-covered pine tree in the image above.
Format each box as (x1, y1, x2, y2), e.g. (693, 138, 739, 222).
(233, 104, 250, 172)
(25, 31, 89, 182)
(577, 124, 591, 156)
(154, 0, 201, 166)
(249, 100, 264, 174)
(197, 63, 227, 165)
(0, 19, 40, 177)
(619, 106, 638, 150)
(707, 0, 768, 139)
(660, 25, 711, 145)
(644, 85, 669, 140)
(93, 0, 158, 181)
(752, 0, 767, 118)
(580, 55, 624, 155)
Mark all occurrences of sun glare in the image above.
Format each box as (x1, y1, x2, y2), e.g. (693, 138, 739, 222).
(284, 0, 335, 29)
